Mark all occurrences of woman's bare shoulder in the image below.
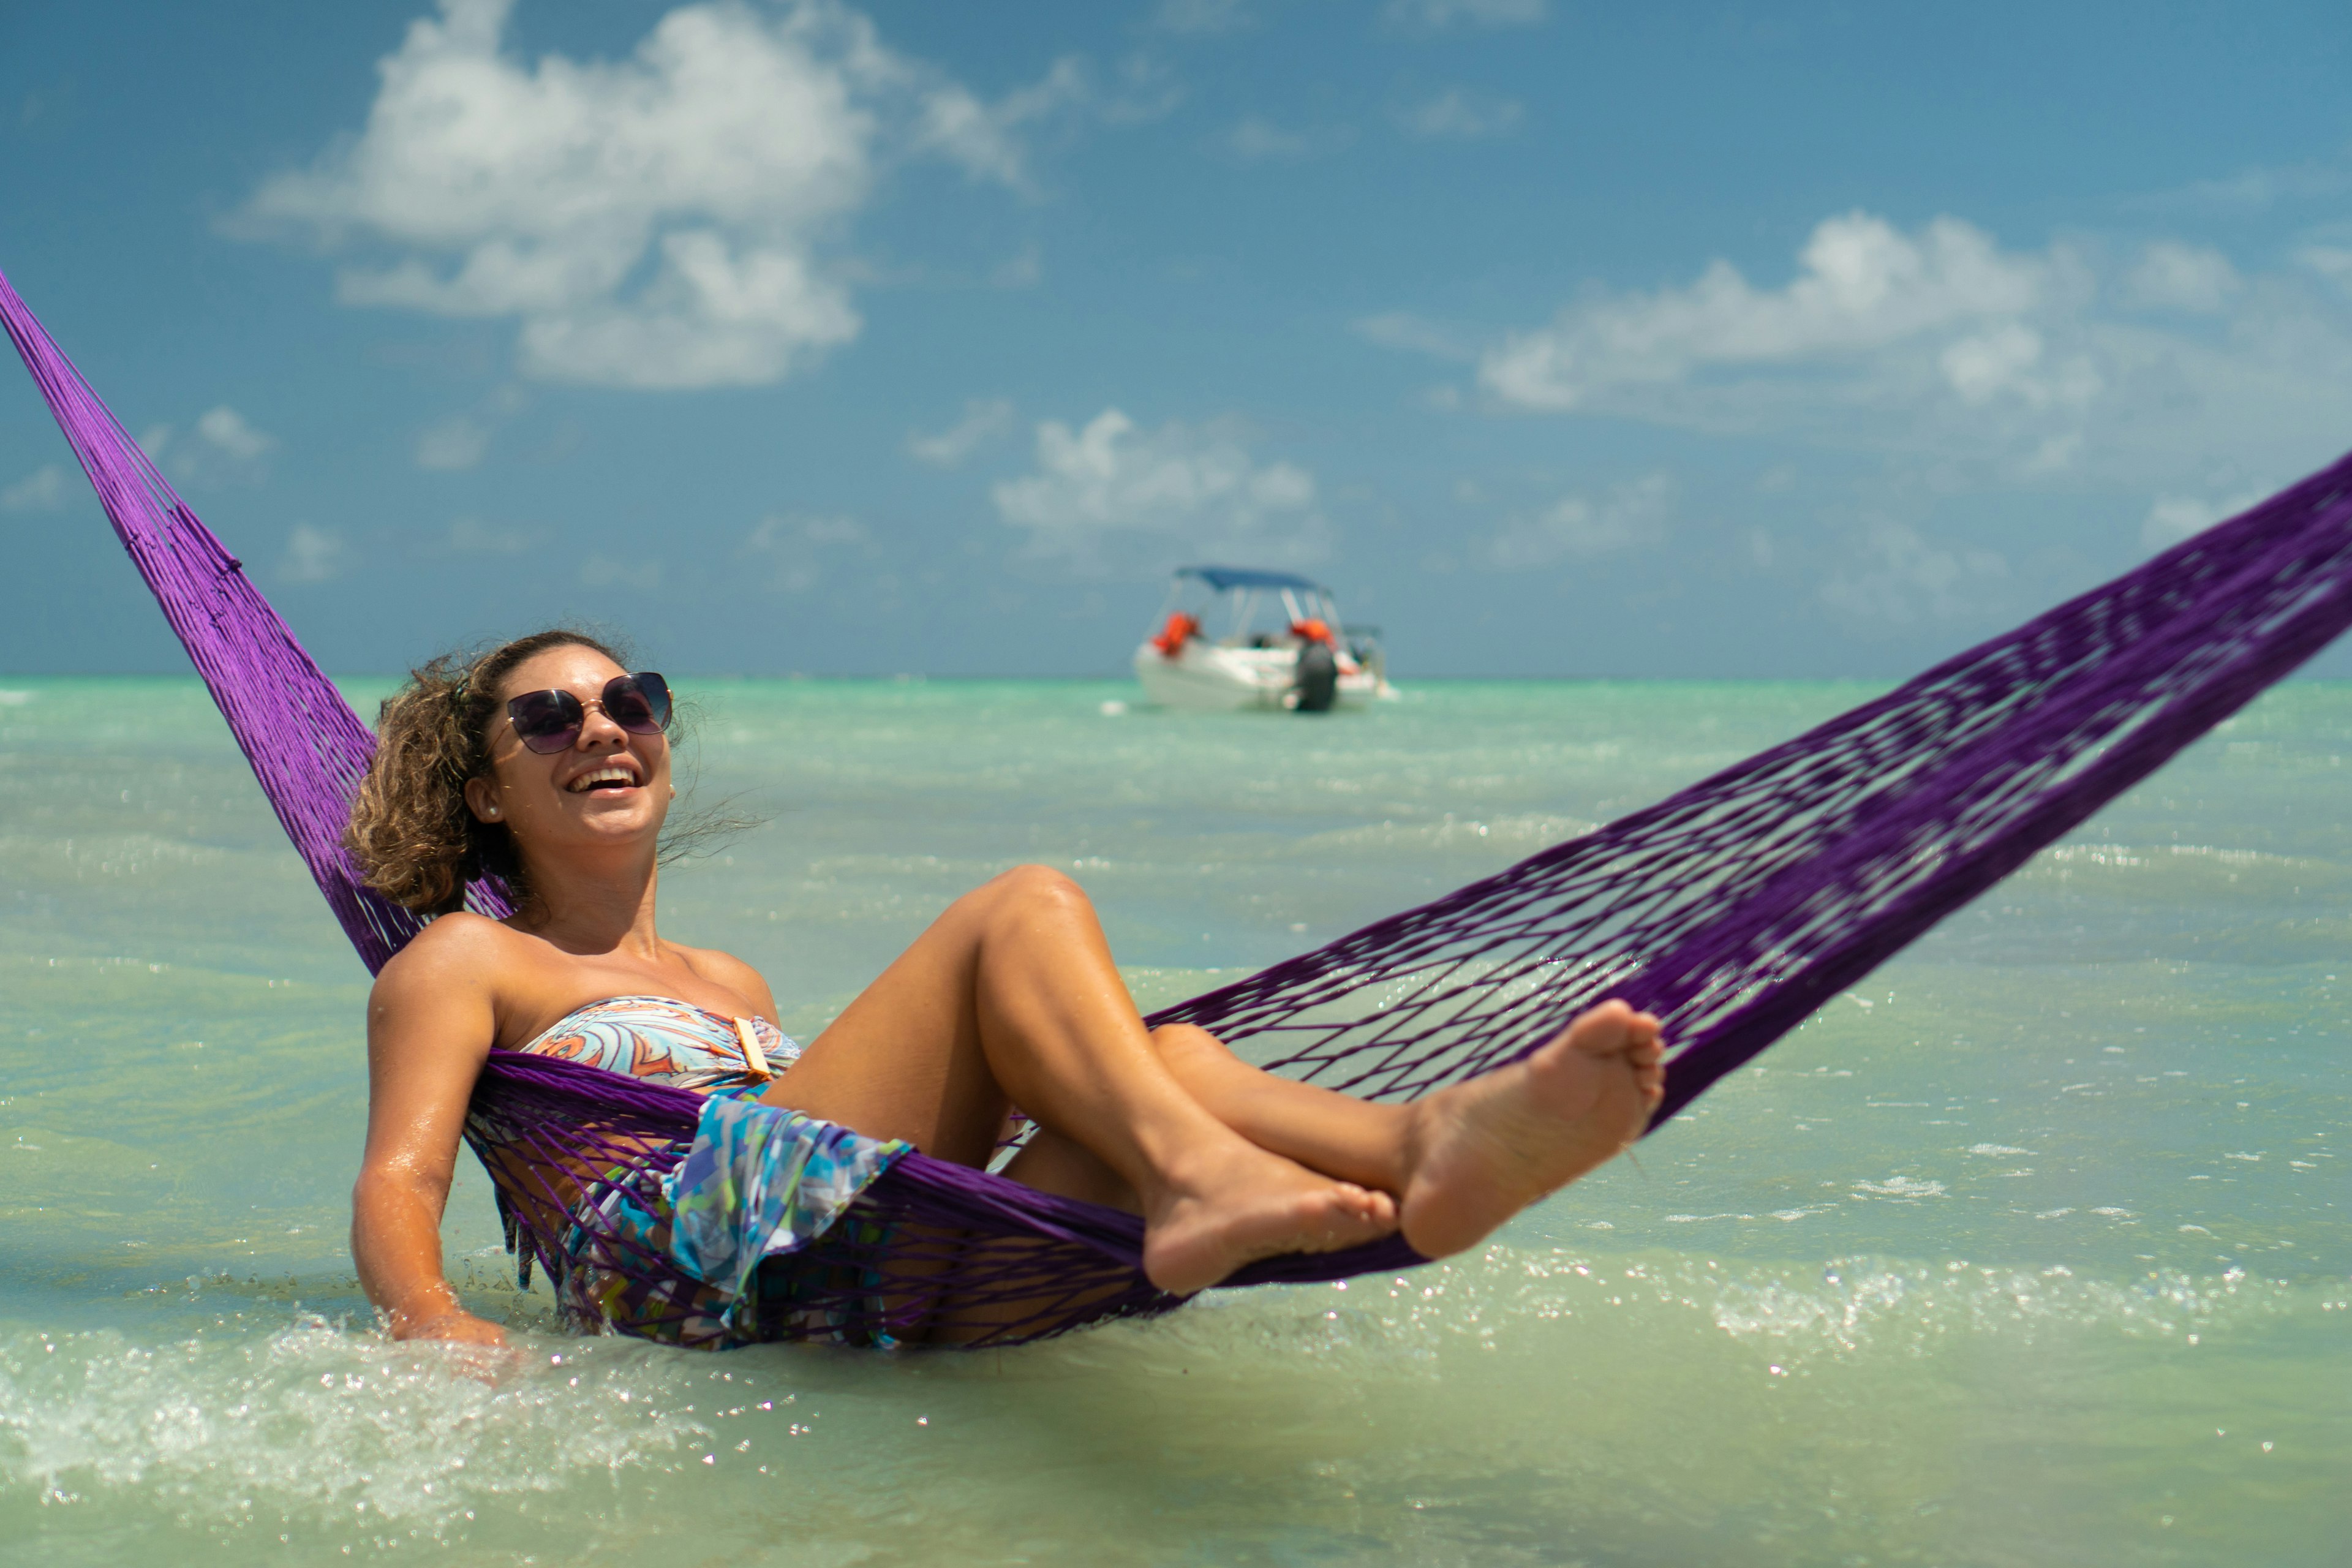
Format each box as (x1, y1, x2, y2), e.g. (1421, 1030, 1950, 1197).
(370, 913, 528, 1005)
(361, 916, 530, 1074)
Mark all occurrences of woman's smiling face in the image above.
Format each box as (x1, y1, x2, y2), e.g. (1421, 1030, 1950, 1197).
(464, 643, 674, 865)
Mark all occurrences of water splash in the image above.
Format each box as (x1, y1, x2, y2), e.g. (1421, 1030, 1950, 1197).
(0, 1315, 707, 1538)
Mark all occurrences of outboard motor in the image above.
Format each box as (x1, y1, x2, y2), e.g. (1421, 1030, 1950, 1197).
(1294, 639, 1339, 712)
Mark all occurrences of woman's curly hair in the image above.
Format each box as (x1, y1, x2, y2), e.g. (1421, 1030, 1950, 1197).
(345, 628, 638, 915)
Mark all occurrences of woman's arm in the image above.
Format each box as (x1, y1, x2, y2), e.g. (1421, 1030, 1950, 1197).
(352, 918, 504, 1344)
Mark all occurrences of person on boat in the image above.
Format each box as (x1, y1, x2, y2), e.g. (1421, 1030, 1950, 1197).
(347, 628, 1667, 1346)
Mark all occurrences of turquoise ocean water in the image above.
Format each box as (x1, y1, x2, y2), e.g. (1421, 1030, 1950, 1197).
(0, 676, 2345, 1565)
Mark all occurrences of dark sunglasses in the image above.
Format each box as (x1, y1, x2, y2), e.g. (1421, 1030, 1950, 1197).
(505, 672, 673, 755)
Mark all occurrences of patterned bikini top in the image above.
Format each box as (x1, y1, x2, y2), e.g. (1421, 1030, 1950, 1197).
(513, 995, 802, 1096)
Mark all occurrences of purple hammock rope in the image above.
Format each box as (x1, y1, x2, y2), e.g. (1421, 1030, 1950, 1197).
(10, 265, 2352, 1349)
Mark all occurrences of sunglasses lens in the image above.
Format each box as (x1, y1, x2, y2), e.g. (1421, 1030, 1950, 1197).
(606, 672, 671, 734)
(508, 689, 584, 753)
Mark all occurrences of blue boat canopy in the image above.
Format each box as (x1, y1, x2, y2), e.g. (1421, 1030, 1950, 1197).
(1178, 565, 1329, 593)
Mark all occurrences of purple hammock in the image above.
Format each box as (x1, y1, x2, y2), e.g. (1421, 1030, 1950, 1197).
(10, 267, 2352, 1349)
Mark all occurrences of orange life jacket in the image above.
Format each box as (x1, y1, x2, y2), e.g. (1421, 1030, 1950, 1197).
(1151, 612, 1200, 658)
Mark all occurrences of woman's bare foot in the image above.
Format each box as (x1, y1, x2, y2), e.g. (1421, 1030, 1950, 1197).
(1397, 999, 1665, 1259)
(1140, 1141, 1399, 1295)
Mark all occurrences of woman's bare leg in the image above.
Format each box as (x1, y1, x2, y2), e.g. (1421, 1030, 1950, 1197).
(761, 865, 1396, 1294)
(1039, 1011, 1670, 1260)
(927, 993, 1666, 1342)
(997, 1025, 1409, 1207)
(1145, 1025, 1413, 1192)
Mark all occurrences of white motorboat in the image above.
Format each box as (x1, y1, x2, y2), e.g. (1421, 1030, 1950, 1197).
(1132, 565, 1396, 712)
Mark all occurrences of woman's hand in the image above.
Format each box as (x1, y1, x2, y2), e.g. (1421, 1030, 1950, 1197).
(391, 1305, 509, 1347)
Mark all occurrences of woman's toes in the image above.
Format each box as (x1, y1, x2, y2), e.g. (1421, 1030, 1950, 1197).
(1142, 1162, 1402, 1294)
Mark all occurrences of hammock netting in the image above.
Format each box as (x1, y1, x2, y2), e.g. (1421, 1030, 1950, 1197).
(11, 266, 2352, 1349)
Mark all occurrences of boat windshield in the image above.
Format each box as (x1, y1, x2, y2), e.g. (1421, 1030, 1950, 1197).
(1158, 571, 1343, 647)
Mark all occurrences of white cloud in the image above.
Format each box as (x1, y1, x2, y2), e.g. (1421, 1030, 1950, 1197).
(2132, 157, 2352, 216)
(1352, 311, 1478, 361)
(1819, 522, 2008, 624)
(1480, 213, 2058, 412)
(1384, 0, 1547, 28)
(415, 414, 491, 470)
(1483, 473, 1673, 568)
(1224, 116, 1353, 163)
(797, 514, 866, 545)
(1153, 0, 1255, 34)
(1395, 88, 1523, 140)
(992, 408, 1324, 565)
(195, 405, 276, 462)
(1425, 207, 2352, 494)
(2122, 242, 2241, 313)
(581, 553, 665, 589)
(991, 244, 1043, 288)
(243, 0, 1072, 391)
(134, 405, 279, 487)
(911, 56, 1087, 190)
(1938, 322, 2099, 408)
(2025, 430, 2083, 473)
(1, 464, 68, 512)
(278, 524, 350, 583)
(445, 515, 540, 553)
(906, 398, 1015, 466)
(1097, 54, 1186, 126)
(2141, 489, 2268, 552)
(744, 510, 872, 593)
(2300, 245, 2352, 291)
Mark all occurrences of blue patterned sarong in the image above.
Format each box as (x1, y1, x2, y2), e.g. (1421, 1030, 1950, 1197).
(665, 1093, 911, 1334)
(513, 996, 911, 1346)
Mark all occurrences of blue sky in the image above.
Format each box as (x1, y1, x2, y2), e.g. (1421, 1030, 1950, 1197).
(4, 0, 2350, 677)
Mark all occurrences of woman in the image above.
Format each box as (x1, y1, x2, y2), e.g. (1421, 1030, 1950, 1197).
(349, 630, 1666, 1346)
